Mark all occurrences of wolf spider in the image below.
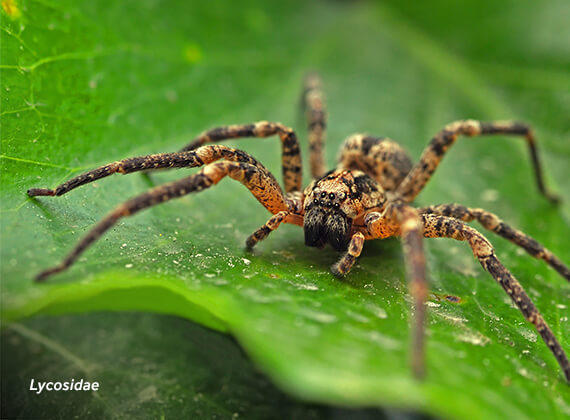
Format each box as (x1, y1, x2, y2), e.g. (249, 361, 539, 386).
(28, 73, 569, 381)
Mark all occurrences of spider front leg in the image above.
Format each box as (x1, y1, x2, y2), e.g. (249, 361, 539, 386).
(419, 204, 570, 281)
(397, 120, 560, 203)
(422, 213, 570, 381)
(179, 121, 302, 193)
(28, 145, 277, 200)
(33, 160, 291, 282)
(26, 150, 207, 197)
(392, 204, 429, 379)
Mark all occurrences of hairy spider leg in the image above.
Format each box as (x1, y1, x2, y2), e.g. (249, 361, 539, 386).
(28, 145, 285, 206)
(179, 121, 302, 193)
(397, 120, 560, 203)
(33, 161, 290, 282)
(422, 213, 570, 382)
(393, 203, 428, 379)
(337, 134, 413, 192)
(301, 72, 327, 179)
(419, 204, 570, 281)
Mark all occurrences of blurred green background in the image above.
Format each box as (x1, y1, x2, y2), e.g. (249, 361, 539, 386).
(1, 0, 569, 419)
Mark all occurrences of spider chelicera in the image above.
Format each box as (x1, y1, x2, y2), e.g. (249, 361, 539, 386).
(28, 73, 569, 381)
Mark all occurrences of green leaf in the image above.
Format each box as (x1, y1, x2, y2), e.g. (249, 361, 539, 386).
(2, 0, 569, 419)
(1, 313, 336, 419)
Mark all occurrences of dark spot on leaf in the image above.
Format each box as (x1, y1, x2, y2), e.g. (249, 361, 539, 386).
(445, 295, 462, 304)
(431, 292, 464, 304)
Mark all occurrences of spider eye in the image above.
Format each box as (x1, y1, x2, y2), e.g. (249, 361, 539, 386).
(321, 191, 327, 198)
(313, 199, 319, 205)
(329, 193, 335, 200)
(333, 203, 340, 208)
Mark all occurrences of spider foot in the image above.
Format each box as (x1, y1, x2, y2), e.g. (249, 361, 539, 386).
(412, 362, 426, 381)
(34, 264, 65, 282)
(544, 192, 561, 205)
(27, 188, 55, 197)
(245, 235, 257, 251)
(330, 262, 348, 277)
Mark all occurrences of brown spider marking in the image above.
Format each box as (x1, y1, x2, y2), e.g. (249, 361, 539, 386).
(28, 73, 569, 382)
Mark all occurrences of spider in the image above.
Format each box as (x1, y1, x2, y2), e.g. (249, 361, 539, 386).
(28, 73, 569, 381)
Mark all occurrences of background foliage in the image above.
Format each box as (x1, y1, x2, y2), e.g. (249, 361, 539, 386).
(2, 0, 569, 418)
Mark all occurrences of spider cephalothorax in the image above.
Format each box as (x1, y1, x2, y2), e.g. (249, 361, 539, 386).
(28, 73, 570, 382)
(303, 170, 386, 251)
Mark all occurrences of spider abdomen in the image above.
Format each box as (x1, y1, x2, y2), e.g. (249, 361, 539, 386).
(337, 134, 412, 191)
